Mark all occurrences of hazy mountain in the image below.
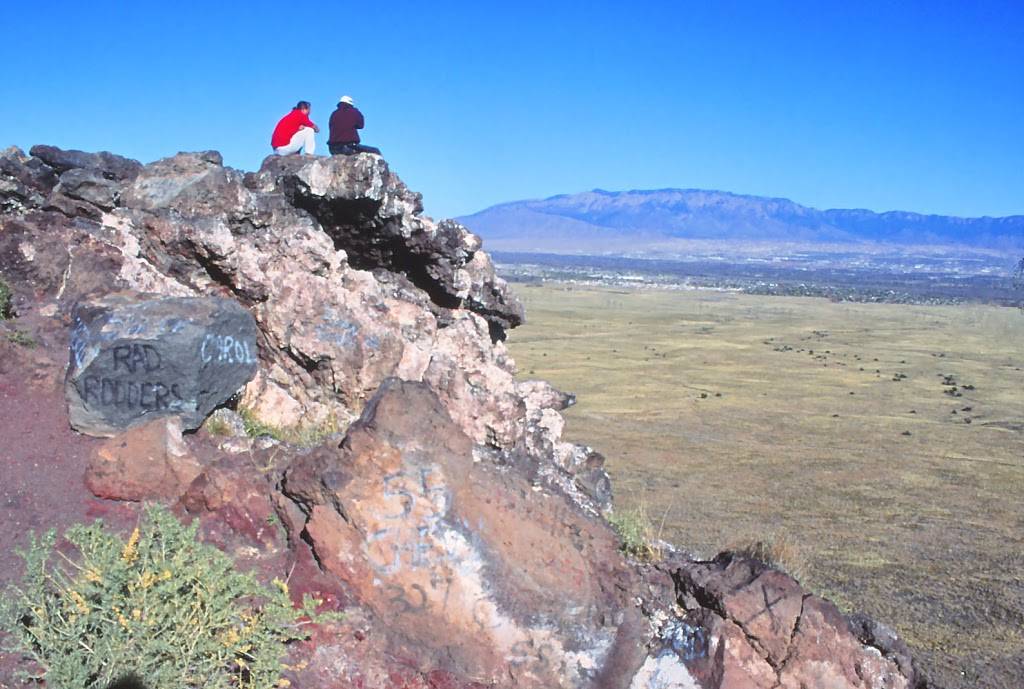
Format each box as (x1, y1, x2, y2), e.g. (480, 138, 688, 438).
(458, 189, 1024, 252)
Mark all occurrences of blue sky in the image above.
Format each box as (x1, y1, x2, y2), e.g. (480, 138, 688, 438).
(1, 1, 1021, 219)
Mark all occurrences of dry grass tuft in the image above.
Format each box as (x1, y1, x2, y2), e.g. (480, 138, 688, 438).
(238, 406, 340, 448)
(203, 415, 234, 437)
(725, 535, 808, 583)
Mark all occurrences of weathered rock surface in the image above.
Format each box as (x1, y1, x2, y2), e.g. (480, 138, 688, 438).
(65, 294, 258, 436)
(28, 144, 142, 182)
(0, 145, 927, 689)
(85, 416, 201, 500)
(637, 553, 922, 689)
(253, 155, 524, 337)
(0, 147, 58, 213)
(284, 379, 645, 686)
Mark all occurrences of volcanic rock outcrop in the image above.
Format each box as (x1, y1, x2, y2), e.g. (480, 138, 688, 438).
(0, 145, 926, 688)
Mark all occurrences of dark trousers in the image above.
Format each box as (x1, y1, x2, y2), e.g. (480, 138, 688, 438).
(328, 142, 382, 156)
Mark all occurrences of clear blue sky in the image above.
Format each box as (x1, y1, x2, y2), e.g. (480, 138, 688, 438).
(2, 1, 1021, 219)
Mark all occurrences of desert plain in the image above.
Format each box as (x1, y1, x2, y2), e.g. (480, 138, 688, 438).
(508, 283, 1024, 689)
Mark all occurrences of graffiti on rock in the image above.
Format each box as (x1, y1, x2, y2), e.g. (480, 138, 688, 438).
(344, 458, 610, 685)
(665, 619, 709, 662)
(315, 312, 381, 352)
(70, 316, 92, 369)
(79, 343, 184, 412)
(79, 329, 256, 415)
(200, 333, 258, 365)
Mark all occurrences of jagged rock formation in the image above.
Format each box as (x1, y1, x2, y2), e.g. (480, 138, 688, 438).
(0, 145, 926, 688)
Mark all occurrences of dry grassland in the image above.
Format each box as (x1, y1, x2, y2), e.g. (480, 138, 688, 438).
(508, 283, 1024, 689)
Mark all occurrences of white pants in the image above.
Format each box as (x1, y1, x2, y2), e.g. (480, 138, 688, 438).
(275, 127, 315, 155)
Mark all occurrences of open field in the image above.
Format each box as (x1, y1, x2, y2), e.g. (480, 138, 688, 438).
(507, 283, 1024, 689)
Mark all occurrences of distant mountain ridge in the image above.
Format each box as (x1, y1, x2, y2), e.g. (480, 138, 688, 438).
(458, 188, 1024, 252)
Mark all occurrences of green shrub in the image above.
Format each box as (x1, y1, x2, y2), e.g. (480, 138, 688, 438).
(0, 278, 12, 320)
(1, 505, 332, 689)
(239, 406, 283, 441)
(608, 505, 661, 561)
(5, 328, 36, 347)
(238, 406, 339, 448)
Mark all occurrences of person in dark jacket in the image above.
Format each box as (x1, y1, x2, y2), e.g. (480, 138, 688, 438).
(328, 96, 382, 155)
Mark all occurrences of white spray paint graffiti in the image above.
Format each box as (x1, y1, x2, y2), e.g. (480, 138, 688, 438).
(69, 316, 92, 370)
(665, 619, 708, 662)
(355, 461, 615, 685)
(199, 333, 258, 365)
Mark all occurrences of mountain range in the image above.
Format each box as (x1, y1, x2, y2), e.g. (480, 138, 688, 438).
(457, 189, 1024, 253)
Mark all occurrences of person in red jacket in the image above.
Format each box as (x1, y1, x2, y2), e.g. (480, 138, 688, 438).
(328, 96, 381, 155)
(271, 101, 319, 155)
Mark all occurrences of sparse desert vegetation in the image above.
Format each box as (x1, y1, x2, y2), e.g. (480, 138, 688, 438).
(607, 504, 661, 561)
(236, 407, 340, 448)
(0, 505, 333, 689)
(0, 279, 13, 319)
(509, 283, 1024, 689)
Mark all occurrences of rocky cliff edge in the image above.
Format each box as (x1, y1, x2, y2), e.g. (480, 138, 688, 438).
(0, 145, 926, 688)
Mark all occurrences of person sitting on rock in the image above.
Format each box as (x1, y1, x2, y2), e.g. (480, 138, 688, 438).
(328, 96, 382, 156)
(271, 101, 319, 156)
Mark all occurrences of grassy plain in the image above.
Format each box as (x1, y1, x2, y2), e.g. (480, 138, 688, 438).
(508, 283, 1024, 689)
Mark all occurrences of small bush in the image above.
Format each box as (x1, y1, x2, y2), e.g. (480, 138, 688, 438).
(608, 505, 660, 561)
(239, 406, 282, 441)
(5, 328, 36, 347)
(1, 505, 333, 689)
(0, 278, 13, 320)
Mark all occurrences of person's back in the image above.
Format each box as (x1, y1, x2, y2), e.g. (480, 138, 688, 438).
(329, 101, 364, 145)
(328, 96, 381, 156)
(271, 101, 319, 156)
